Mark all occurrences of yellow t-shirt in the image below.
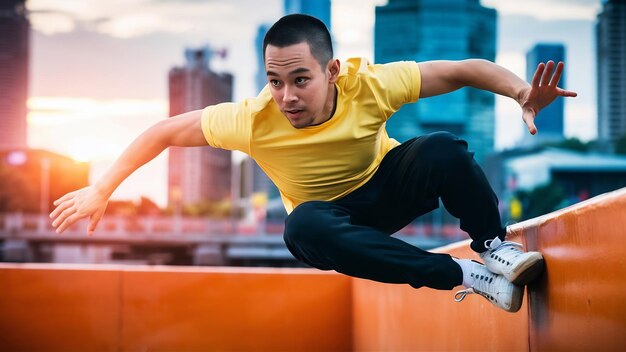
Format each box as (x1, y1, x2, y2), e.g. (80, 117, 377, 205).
(201, 58, 421, 213)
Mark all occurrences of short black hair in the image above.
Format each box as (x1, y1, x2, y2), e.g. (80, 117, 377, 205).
(263, 14, 333, 70)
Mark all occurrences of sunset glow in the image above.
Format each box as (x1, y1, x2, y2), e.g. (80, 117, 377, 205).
(26, 96, 170, 206)
(27, 96, 167, 161)
(66, 136, 121, 163)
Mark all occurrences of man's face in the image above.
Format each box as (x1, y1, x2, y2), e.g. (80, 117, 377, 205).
(265, 42, 337, 129)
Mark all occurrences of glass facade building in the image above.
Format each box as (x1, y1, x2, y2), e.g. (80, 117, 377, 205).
(0, 0, 29, 149)
(284, 0, 331, 31)
(375, 0, 496, 161)
(597, 0, 626, 150)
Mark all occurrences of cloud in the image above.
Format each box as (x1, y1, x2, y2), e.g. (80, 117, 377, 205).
(27, 97, 167, 125)
(482, 0, 600, 21)
(93, 13, 193, 38)
(565, 103, 596, 141)
(333, 0, 388, 60)
(28, 0, 279, 39)
(29, 10, 76, 35)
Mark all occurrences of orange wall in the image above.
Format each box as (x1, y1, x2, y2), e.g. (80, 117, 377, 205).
(2, 188, 626, 351)
(352, 187, 626, 351)
(522, 188, 626, 350)
(352, 237, 529, 351)
(0, 265, 352, 352)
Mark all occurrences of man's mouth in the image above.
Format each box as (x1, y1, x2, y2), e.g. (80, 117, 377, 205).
(285, 108, 304, 118)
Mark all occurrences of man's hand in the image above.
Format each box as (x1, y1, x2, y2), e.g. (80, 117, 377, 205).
(49, 186, 108, 235)
(518, 61, 578, 135)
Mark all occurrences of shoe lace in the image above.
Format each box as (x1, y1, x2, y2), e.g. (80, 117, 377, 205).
(484, 238, 524, 261)
(454, 269, 498, 303)
(454, 288, 473, 302)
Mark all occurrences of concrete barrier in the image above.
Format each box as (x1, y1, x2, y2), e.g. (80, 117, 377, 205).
(2, 187, 625, 351)
(0, 265, 352, 352)
(524, 187, 626, 350)
(352, 234, 529, 351)
(352, 187, 626, 351)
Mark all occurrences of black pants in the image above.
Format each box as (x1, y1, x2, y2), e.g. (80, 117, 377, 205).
(283, 132, 506, 290)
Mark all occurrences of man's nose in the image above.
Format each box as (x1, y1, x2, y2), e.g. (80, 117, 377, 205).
(283, 85, 298, 103)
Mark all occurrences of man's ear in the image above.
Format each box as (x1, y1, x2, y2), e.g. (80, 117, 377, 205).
(327, 59, 340, 83)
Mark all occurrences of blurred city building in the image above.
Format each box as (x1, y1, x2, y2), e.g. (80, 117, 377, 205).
(252, 24, 279, 201)
(0, 0, 29, 149)
(522, 43, 566, 146)
(485, 147, 626, 221)
(167, 48, 233, 209)
(374, 0, 497, 161)
(284, 0, 332, 30)
(255, 24, 272, 97)
(596, 0, 626, 152)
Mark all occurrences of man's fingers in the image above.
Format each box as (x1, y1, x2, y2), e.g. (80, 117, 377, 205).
(522, 109, 537, 135)
(540, 60, 554, 86)
(557, 88, 578, 97)
(56, 212, 85, 234)
(53, 191, 78, 206)
(548, 61, 564, 87)
(49, 199, 74, 219)
(531, 63, 544, 88)
(56, 216, 74, 234)
(87, 208, 105, 235)
(52, 206, 76, 228)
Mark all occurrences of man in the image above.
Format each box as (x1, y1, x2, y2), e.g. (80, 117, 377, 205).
(49, 14, 577, 312)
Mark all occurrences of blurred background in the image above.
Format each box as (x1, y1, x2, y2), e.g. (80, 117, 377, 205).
(1, 0, 625, 267)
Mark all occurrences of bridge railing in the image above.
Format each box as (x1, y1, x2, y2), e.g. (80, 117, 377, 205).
(0, 213, 237, 236)
(0, 212, 468, 239)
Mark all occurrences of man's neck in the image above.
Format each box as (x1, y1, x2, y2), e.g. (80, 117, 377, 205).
(319, 85, 338, 124)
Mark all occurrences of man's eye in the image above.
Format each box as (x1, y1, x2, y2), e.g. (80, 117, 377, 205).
(270, 80, 281, 87)
(295, 77, 308, 85)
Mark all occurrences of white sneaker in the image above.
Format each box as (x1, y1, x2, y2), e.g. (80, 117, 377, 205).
(454, 261, 523, 313)
(479, 237, 544, 285)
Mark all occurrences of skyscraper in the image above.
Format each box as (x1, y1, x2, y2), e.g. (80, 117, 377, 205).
(375, 0, 497, 161)
(168, 48, 233, 208)
(597, 0, 626, 151)
(255, 24, 271, 95)
(284, 0, 332, 31)
(251, 24, 279, 198)
(0, 0, 29, 149)
(524, 43, 566, 145)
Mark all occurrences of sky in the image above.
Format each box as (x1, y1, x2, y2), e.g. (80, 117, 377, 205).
(25, 0, 601, 207)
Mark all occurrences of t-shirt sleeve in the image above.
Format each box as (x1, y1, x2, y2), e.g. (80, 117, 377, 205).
(200, 101, 252, 154)
(370, 61, 421, 120)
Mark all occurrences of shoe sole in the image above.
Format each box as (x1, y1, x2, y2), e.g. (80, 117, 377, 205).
(507, 285, 524, 313)
(507, 254, 545, 285)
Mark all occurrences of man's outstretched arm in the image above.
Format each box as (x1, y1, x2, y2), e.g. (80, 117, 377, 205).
(50, 109, 207, 234)
(417, 59, 577, 135)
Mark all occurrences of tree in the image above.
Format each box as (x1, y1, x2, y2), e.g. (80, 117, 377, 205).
(515, 182, 565, 220)
(0, 165, 38, 212)
(547, 137, 594, 153)
(615, 133, 626, 155)
(136, 196, 162, 216)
